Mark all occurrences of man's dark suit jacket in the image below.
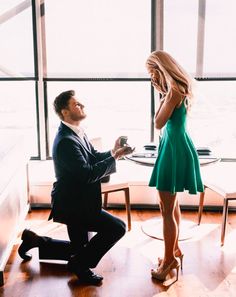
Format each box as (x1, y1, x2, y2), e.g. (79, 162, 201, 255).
(49, 122, 116, 224)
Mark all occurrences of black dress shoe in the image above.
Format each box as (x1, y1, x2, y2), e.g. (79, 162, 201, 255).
(18, 229, 40, 261)
(67, 262, 103, 285)
(78, 269, 103, 285)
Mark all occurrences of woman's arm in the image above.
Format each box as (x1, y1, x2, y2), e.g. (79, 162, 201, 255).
(154, 89, 182, 129)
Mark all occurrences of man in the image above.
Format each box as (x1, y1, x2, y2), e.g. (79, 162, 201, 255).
(18, 90, 133, 285)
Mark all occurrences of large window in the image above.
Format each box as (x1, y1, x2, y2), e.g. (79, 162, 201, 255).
(47, 81, 150, 153)
(162, 0, 236, 159)
(44, 0, 151, 156)
(0, 0, 38, 157)
(204, 0, 236, 77)
(0, 0, 35, 77)
(164, 0, 198, 73)
(1, 0, 236, 160)
(44, 0, 151, 77)
(188, 80, 236, 159)
(164, 0, 236, 79)
(0, 81, 38, 155)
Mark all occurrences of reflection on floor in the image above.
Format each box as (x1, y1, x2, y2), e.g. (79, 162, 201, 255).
(2, 209, 236, 297)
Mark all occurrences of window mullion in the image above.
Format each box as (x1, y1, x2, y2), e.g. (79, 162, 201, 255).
(196, 0, 206, 77)
(32, 0, 47, 159)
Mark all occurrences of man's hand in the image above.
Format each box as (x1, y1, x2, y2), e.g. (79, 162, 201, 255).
(112, 137, 122, 156)
(113, 146, 135, 160)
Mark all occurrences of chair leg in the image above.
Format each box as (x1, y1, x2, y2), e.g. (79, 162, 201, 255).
(198, 187, 206, 225)
(103, 193, 108, 209)
(124, 188, 131, 231)
(221, 199, 229, 246)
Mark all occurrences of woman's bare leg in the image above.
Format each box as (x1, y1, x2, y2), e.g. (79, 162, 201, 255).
(173, 200, 182, 255)
(159, 195, 181, 255)
(158, 191, 178, 265)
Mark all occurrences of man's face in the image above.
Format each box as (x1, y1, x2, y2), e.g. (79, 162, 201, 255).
(63, 97, 87, 121)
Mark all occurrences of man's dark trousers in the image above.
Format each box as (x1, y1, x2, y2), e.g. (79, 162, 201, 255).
(38, 209, 126, 269)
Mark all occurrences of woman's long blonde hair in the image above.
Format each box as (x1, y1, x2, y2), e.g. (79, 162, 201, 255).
(146, 50, 193, 109)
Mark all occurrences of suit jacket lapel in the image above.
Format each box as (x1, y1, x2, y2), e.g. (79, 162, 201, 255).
(83, 134, 92, 151)
(72, 132, 96, 157)
(60, 122, 95, 156)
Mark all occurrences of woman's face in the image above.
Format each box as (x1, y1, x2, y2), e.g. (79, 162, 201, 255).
(147, 67, 161, 90)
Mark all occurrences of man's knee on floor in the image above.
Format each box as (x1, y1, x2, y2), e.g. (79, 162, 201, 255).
(114, 219, 126, 238)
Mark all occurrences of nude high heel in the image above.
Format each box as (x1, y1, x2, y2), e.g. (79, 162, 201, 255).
(158, 253, 184, 270)
(151, 259, 180, 281)
(178, 254, 184, 270)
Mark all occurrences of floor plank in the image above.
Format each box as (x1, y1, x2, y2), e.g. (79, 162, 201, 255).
(1, 208, 236, 297)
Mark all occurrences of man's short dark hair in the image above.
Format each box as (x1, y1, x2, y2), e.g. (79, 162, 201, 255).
(53, 90, 75, 120)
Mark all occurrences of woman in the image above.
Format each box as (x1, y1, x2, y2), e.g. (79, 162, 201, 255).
(146, 51, 204, 281)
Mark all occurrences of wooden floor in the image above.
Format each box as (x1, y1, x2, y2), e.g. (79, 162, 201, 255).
(1, 208, 236, 297)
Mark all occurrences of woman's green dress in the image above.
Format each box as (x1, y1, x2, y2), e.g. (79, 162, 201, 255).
(149, 100, 204, 194)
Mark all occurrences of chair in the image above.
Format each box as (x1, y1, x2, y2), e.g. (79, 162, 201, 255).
(101, 176, 131, 231)
(89, 137, 132, 230)
(198, 162, 236, 246)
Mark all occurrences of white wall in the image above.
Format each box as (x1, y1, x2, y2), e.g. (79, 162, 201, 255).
(28, 159, 236, 209)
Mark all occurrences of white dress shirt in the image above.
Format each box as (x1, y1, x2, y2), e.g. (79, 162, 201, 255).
(62, 121, 115, 158)
(62, 121, 87, 146)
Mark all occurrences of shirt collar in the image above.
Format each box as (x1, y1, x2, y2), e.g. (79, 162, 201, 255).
(62, 121, 85, 139)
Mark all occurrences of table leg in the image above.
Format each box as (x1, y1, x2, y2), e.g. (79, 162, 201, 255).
(124, 188, 131, 231)
(198, 188, 206, 225)
(221, 199, 229, 246)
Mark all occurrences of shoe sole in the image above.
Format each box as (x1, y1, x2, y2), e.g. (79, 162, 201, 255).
(19, 230, 33, 261)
